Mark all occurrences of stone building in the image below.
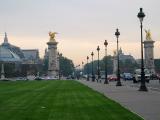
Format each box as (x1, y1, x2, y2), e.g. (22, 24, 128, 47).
(0, 33, 40, 79)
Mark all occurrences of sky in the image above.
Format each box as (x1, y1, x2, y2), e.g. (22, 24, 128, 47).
(0, 0, 160, 65)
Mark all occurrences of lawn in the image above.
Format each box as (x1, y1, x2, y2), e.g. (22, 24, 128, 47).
(0, 80, 143, 120)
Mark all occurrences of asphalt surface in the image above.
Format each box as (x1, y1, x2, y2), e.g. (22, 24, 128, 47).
(79, 79, 160, 120)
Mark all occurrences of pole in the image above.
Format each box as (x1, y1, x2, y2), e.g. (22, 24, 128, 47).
(139, 22, 148, 91)
(87, 57, 89, 81)
(104, 44, 108, 84)
(97, 50, 100, 82)
(116, 36, 122, 86)
(92, 55, 94, 81)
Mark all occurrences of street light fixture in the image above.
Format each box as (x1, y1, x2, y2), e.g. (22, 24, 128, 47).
(115, 28, 122, 86)
(97, 46, 100, 82)
(91, 52, 95, 82)
(137, 8, 148, 91)
(87, 56, 89, 81)
(104, 40, 109, 84)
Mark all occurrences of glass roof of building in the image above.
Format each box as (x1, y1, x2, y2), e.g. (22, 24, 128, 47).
(0, 46, 21, 62)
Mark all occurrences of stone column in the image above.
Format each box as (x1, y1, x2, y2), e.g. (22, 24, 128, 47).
(47, 41, 58, 78)
(144, 40, 155, 74)
(1, 63, 5, 80)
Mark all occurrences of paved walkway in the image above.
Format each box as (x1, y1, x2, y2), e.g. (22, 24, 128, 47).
(79, 80, 160, 120)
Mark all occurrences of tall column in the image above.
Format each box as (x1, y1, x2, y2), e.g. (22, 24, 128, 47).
(144, 40, 155, 74)
(47, 32, 59, 78)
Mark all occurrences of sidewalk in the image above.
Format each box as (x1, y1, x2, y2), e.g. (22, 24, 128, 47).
(79, 80, 160, 120)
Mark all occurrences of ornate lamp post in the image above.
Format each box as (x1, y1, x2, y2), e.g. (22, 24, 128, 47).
(82, 61, 84, 78)
(97, 46, 100, 82)
(115, 28, 122, 86)
(104, 40, 109, 84)
(87, 56, 89, 81)
(91, 52, 95, 82)
(137, 8, 148, 91)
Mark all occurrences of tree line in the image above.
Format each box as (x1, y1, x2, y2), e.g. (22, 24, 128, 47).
(1, 57, 160, 78)
(83, 55, 149, 75)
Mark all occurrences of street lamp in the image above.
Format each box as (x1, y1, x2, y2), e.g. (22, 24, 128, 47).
(97, 46, 100, 82)
(91, 52, 95, 82)
(104, 40, 109, 84)
(87, 56, 89, 81)
(137, 8, 148, 91)
(115, 28, 122, 86)
(82, 61, 84, 78)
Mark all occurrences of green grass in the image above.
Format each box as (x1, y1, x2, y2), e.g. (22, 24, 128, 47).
(0, 80, 143, 120)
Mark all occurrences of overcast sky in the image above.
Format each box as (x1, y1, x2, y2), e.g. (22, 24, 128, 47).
(0, 0, 159, 65)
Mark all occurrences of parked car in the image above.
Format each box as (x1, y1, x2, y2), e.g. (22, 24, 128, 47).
(108, 74, 117, 81)
(42, 76, 58, 80)
(34, 77, 43, 80)
(134, 69, 150, 83)
(123, 73, 133, 80)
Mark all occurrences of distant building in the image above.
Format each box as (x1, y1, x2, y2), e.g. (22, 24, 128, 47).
(113, 48, 135, 74)
(44, 48, 48, 60)
(0, 33, 41, 79)
(119, 48, 135, 62)
(22, 49, 40, 64)
(1, 33, 24, 59)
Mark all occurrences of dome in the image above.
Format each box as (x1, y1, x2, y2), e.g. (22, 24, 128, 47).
(1, 33, 24, 59)
(0, 46, 21, 62)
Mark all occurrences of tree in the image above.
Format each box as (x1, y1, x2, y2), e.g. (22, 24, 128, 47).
(83, 55, 113, 75)
(120, 59, 139, 73)
(154, 59, 160, 73)
(102, 55, 113, 74)
(59, 56, 74, 76)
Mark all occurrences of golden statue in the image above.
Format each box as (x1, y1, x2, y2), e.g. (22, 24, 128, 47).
(49, 32, 58, 42)
(145, 29, 152, 40)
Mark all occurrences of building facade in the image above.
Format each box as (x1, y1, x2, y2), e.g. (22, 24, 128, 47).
(0, 33, 40, 79)
(113, 48, 135, 74)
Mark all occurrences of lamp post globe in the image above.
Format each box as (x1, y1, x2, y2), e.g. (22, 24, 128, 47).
(115, 28, 122, 86)
(91, 52, 95, 82)
(97, 46, 100, 82)
(87, 56, 89, 81)
(137, 8, 148, 91)
(104, 40, 109, 84)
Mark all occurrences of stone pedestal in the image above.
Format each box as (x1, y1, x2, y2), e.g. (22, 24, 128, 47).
(144, 40, 155, 74)
(47, 41, 58, 77)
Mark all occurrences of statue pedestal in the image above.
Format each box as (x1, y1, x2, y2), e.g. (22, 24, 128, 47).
(47, 41, 58, 78)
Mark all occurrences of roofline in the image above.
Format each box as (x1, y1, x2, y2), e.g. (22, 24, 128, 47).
(22, 49, 39, 51)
